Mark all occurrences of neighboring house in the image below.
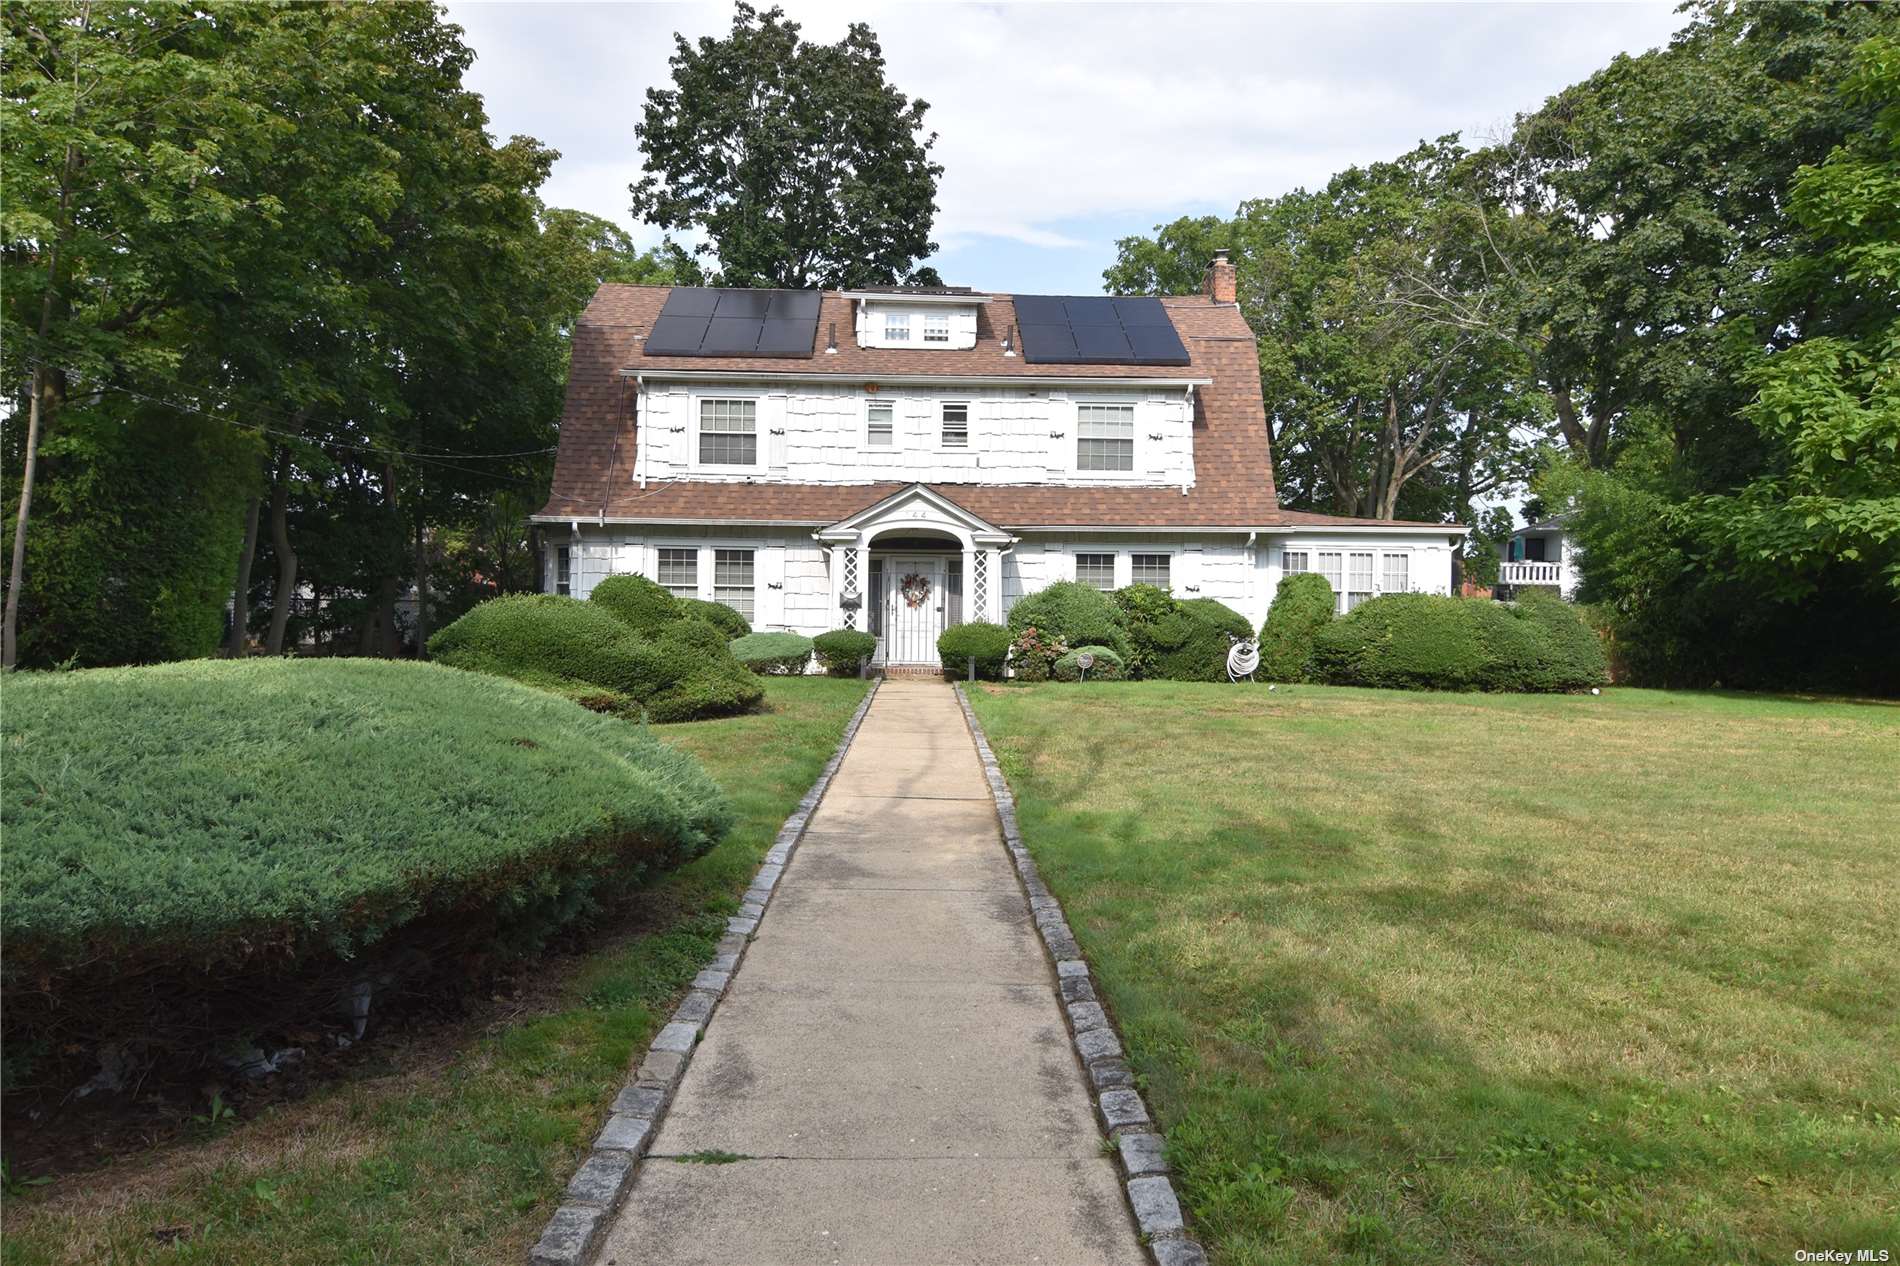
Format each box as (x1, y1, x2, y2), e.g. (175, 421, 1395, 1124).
(534, 254, 1464, 666)
(1498, 512, 1580, 599)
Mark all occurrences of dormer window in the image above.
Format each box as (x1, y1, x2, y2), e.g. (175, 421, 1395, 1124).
(884, 313, 912, 342)
(847, 290, 990, 350)
(923, 312, 950, 343)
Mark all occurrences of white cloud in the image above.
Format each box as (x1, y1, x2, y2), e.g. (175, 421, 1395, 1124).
(448, 1, 1685, 257)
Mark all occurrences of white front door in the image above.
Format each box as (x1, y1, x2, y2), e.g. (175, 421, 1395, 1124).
(881, 556, 947, 664)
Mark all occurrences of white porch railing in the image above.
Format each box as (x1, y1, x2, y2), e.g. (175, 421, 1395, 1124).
(1498, 560, 1562, 585)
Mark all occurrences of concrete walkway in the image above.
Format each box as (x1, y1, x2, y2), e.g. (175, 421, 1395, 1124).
(599, 680, 1145, 1265)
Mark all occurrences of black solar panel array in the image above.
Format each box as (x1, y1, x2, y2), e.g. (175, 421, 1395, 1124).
(645, 288, 821, 358)
(1014, 295, 1191, 366)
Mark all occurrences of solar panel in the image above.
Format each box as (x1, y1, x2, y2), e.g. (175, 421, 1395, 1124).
(756, 317, 818, 356)
(643, 287, 820, 358)
(712, 289, 772, 319)
(1073, 323, 1135, 362)
(1017, 323, 1079, 362)
(661, 288, 720, 317)
(1013, 294, 1191, 366)
(1126, 323, 1191, 365)
(644, 314, 712, 356)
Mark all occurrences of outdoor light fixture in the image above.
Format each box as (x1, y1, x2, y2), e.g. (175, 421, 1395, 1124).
(839, 591, 862, 614)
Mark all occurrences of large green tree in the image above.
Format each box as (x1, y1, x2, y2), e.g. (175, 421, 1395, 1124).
(629, 3, 942, 288)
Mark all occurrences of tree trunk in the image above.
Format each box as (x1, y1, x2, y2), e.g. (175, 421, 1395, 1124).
(225, 493, 262, 656)
(3, 370, 49, 670)
(412, 518, 431, 654)
(377, 575, 400, 657)
(265, 448, 298, 655)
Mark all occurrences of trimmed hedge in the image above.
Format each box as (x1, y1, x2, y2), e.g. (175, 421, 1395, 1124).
(1258, 573, 1336, 682)
(1515, 587, 1611, 689)
(1006, 581, 1131, 658)
(813, 628, 877, 675)
(937, 621, 1010, 679)
(731, 631, 813, 675)
(427, 594, 762, 722)
(589, 573, 685, 636)
(1310, 592, 1609, 692)
(0, 659, 731, 1087)
(683, 597, 750, 639)
(1053, 644, 1126, 682)
(1109, 586, 1252, 680)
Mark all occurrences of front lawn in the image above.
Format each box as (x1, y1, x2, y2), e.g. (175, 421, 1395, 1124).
(966, 682, 1900, 1265)
(0, 677, 869, 1266)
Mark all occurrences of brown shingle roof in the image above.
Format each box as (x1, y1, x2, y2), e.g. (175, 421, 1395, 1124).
(538, 284, 1454, 532)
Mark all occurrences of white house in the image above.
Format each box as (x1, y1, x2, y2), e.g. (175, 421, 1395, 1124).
(1498, 512, 1580, 599)
(534, 255, 1464, 666)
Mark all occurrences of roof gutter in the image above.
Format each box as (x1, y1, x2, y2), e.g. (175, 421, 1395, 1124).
(618, 368, 1212, 389)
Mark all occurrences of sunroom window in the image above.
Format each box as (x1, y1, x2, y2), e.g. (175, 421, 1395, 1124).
(699, 398, 757, 466)
(714, 548, 755, 621)
(657, 547, 697, 598)
(1077, 403, 1134, 472)
(1075, 553, 1115, 591)
(1282, 549, 1310, 574)
(1317, 552, 1344, 610)
(1131, 553, 1170, 590)
(555, 546, 571, 596)
(1346, 552, 1375, 611)
(1382, 553, 1409, 594)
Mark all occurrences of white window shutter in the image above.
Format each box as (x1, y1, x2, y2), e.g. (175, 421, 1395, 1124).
(766, 395, 789, 470)
(1142, 398, 1169, 478)
(1047, 392, 1071, 476)
(759, 546, 786, 628)
(1177, 547, 1202, 597)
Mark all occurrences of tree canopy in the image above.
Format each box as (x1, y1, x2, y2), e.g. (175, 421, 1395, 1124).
(629, 3, 943, 288)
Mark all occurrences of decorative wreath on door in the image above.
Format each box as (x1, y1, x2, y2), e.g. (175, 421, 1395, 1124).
(898, 572, 931, 609)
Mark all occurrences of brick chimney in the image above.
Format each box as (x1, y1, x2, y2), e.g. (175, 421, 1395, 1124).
(1203, 248, 1237, 303)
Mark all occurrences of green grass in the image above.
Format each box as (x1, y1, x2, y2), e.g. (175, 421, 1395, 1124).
(0, 676, 869, 1266)
(966, 681, 1900, 1266)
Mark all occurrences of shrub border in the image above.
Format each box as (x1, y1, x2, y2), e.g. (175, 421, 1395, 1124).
(953, 684, 1210, 1266)
(527, 680, 881, 1266)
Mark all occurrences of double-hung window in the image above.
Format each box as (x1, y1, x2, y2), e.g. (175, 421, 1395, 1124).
(1132, 553, 1171, 590)
(884, 312, 911, 342)
(554, 546, 571, 596)
(923, 312, 950, 343)
(1282, 549, 1310, 574)
(714, 548, 755, 622)
(941, 402, 969, 448)
(1317, 552, 1344, 610)
(1075, 553, 1116, 592)
(699, 398, 757, 466)
(1077, 403, 1135, 472)
(1381, 553, 1409, 595)
(657, 547, 698, 599)
(1346, 552, 1375, 611)
(866, 401, 894, 447)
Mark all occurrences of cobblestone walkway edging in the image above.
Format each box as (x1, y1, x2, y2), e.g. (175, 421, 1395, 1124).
(529, 680, 882, 1266)
(954, 684, 1210, 1266)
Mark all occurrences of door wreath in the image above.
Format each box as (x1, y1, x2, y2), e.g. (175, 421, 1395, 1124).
(898, 571, 931, 609)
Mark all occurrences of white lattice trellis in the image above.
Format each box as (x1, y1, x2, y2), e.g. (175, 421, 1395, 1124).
(842, 546, 861, 627)
(972, 550, 989, 620)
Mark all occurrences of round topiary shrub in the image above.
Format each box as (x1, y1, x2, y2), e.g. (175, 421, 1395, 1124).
(937, 622, 1010, 679)
(1052, 644, 1126, 682)
(1258, 573, 1336, 682)
(1109, 583, 1178, 678)
(589, 574, 682, 636)
(1165, 598, 1254, 681)
(1006, 581, 1130, 658)
(812, 628, 877, 675)
(681, 597, 750, 639)
(731, 631, 814, 675)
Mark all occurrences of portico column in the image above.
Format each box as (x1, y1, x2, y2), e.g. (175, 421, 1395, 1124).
(960, 543, 978, 624)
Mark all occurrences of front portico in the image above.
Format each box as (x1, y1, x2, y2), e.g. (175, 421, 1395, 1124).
(815, 484, 1012, 665)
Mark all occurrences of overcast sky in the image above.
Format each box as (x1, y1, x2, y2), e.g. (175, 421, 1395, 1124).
(447, 1, 1686, 296)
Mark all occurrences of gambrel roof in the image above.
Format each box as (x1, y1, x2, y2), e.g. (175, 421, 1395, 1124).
(536, 284, 1452, 533)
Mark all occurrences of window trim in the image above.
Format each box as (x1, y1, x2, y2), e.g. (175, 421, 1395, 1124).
(939, 400, 971, 450)
(656, 546, 699, 600)
(1345, 550, 1376, 612)
(863, 397, 897, 451)
(1071, 396, 1144, 480)
(687, 389, 770, 473)
(922, 311, 951, 343)
(554, 545, 571, 596)
(1074, 552, 1116, 592)
(883, 311, 912, 343)
(1129, 551, 1173, 593)
(713, 547, 756, 623)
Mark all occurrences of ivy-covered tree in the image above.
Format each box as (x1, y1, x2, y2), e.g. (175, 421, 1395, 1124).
(629, 3, 943, 288)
